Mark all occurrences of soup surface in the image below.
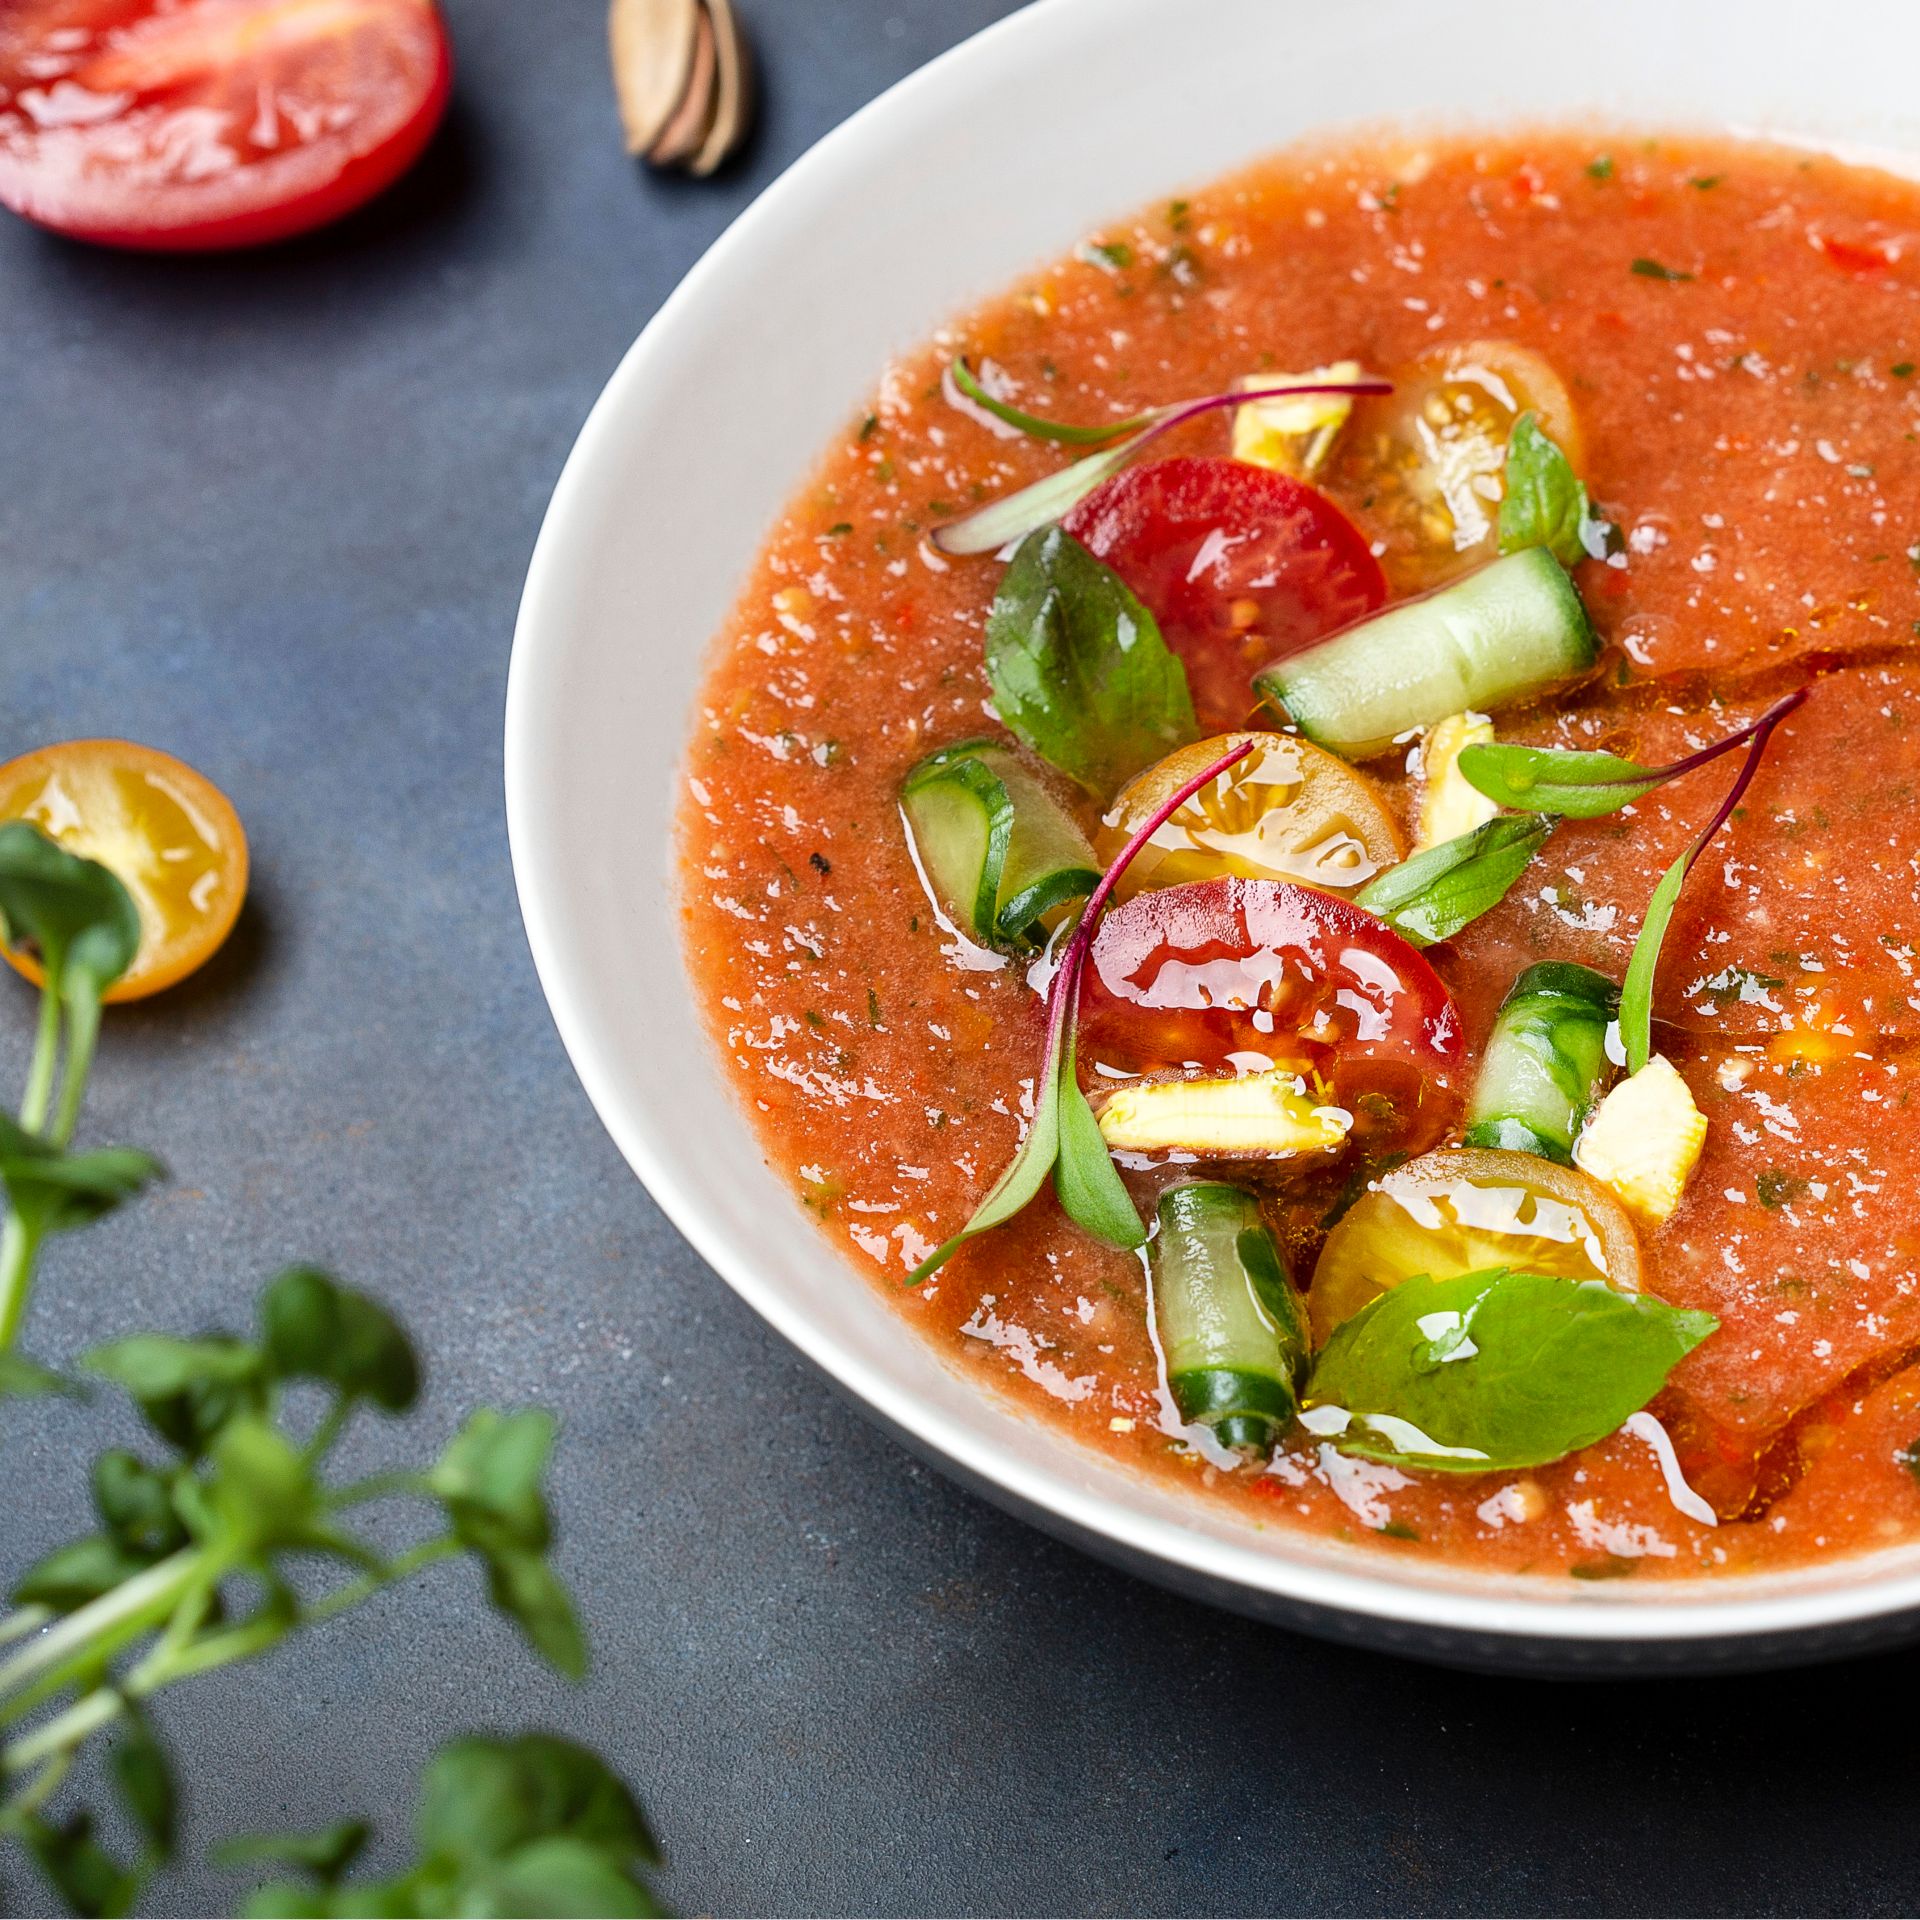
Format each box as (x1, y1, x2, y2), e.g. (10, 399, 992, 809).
(678, 129, 1920, 1581)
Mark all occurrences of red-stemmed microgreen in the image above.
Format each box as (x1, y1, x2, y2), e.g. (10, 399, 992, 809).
(906, 738, 1258, 1286)
(948, 358, 1158, 446)
(1618, 686, 1808, 1074)
(1458, 686, 1811, 820)
(932, 371, 1392, 557)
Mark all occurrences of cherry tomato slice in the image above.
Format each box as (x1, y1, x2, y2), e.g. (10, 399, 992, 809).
(1079, 877, 1463, 1156)
(1062, 456, 1387, 734)
(0, 739, 247, 1001)
(0, 0, 452, 251)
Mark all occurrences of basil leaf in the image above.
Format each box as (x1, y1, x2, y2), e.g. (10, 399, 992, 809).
(1306, 1269, 1716, 1472)
(1052, 1032, 1144, 1250)
(1496, 413, 1604, 570)
(1356, 817, 1554, 946)
(1456, 741, 1665, 818)
(985, 528, 1198, 799)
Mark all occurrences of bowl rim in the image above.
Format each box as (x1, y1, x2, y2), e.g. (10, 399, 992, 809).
(506, 0, 1920, 1650)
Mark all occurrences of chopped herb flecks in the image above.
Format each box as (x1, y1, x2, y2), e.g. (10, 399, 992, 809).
(1632, 258, 1695, 282)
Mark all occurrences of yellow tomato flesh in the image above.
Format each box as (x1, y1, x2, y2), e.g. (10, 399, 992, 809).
(1335, 340, 1583, 589)
(1097, 731, 1406, 902)
(1308, 1147, 1642, 1343)
(0, 741, 248, 1002)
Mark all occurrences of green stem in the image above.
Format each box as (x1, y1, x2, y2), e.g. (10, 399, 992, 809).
(0, 1549, 201, 1720)
(0, 1607, 51, 1651)
(324, 1469, 430, 1512)
(303, 1397, 355, 1468)
(49, 989, 99, 1150)
(305, 1537, 461, 1626)
(0, 1745, 73, 1825)
(0, 1215, 40, 1354)
(2, 1688, 123, 1781)
(18, 982, 60, 1134)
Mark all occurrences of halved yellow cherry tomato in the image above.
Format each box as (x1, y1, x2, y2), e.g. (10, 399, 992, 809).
(1097, 731, 1406, 903)
(0, 740, 248, 1002)
(1308, 1147, 1641, 1343)
(1334, 341, 1583, 590)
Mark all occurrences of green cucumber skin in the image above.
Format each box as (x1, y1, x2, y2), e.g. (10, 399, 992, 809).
(900, 745, 1012, 943)
(1153, 1183, 1310, 1456)
(900, 739, 1097, 949)
(1253, 548, 1599, 761)
(1464, 959, 1618, 1165)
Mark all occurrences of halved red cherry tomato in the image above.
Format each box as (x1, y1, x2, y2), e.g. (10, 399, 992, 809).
(1078, 877, 1463, 1156)
(1062, 456, 1387, 733)
(0, 0, 452, 251)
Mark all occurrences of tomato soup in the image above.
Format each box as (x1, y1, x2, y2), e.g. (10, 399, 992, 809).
(678, 130, 1920, 1582)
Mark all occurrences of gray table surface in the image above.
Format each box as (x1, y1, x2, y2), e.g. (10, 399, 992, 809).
(2, 3, 1917, 1914)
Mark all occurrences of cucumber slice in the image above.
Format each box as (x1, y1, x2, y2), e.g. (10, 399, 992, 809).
(1152, 1182, 1310, 1458)
(1464, 960, 1618, 1164)
(990, 751, 1102, 942)
(1253, 548, 1599, 761)
(900, 739, 1099, 948)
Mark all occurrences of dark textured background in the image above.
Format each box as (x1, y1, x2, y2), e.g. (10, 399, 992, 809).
(2, 3, 1916, 1914)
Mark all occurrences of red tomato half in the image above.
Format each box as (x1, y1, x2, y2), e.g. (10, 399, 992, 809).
(0, 0, 451, 250)
(1079, 877, 1463, 1155)
(1063, 456, 1387, 733)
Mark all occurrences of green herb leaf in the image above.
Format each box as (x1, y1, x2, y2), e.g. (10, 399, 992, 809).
(1631, 257, 1694, 282)
(1586, 153, 1615, 180)
(1619, 845, 1687, 1076)
(20, 1809, 139, 1919)
(415, 1734, 660, 1871)
(83, 1332, 262, 1404)
(205, 1415, 322, 1552)
(1305, 1269, 1717, 1471)
(1456, 740, 1665, 817)
(430, 1410, 586, 1680)
(0, 1113, 162, 1239)
(112, 1711, 177, 1863)
(0, 822, 141, 1005)
(260, 1267, 420, 1413)
(1617, 687, 1807, 1072)
(215, 1821, 371, 1887)
(12, 1533, 161, 1613)
(1077, 238, 1133, 273)
(0, 1348, 77, 1399)
(1052, 1032, 1145, 1250)
(1355, 817, 1554, 947)
(906, 1044, 1063, 1284)
(93, 1449, 189, 1557)
(1496, 412, 1602, 569)
(950, 358, 1152, 446)
(231, 1738, 662, 1918)
(984, 528, 1198, 798)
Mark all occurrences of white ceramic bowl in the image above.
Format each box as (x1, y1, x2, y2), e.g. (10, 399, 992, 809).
(507, 0, 1920, 1671)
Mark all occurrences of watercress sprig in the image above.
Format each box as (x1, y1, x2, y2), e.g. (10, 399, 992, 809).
(0, 1269, 585, 1913)
(1617, 688, 1807, 1073)
(1456, 687, 1810, 819)
(934, 371, 1391, 556)
(0, 825, 160, 1358)
(220, 1734, 664, 1919)
(907, 739, 1257, 1287)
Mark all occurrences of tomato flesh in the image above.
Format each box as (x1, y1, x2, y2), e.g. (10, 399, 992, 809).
(1079, 877, 1462, 1156)
(0, 0, 451, 250)
(1062, 456, 1387, 733)
(0, 738, 248, 1001)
